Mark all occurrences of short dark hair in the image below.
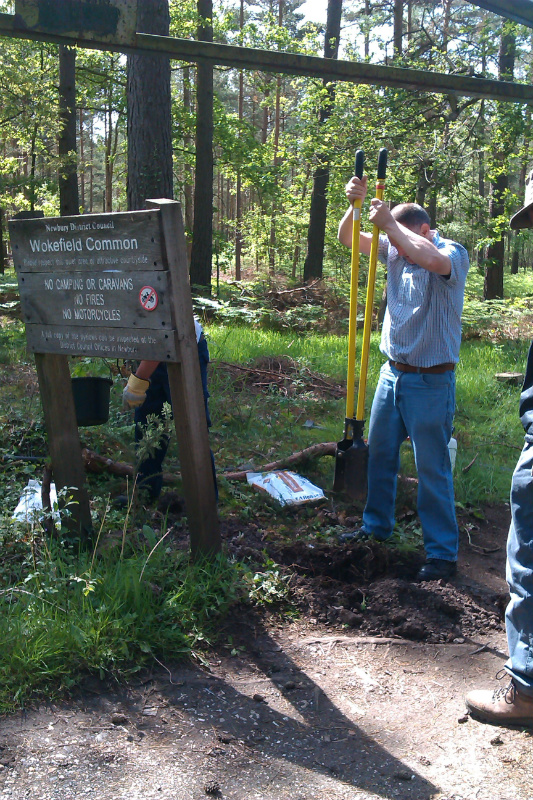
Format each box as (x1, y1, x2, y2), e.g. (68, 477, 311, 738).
(391, 203, 431, 229)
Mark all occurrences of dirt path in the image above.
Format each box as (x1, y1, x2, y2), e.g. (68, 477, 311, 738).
(0, 625, 531, 800)
(1, 504, 531, 800)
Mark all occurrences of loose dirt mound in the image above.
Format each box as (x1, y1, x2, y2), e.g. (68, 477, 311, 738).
(219, 503, 508, 646)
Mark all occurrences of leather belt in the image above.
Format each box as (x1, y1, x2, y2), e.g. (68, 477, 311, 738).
(389, 359, 455, 374)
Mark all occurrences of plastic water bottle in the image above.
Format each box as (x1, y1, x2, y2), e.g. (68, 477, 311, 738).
(448, 435, 457, 472)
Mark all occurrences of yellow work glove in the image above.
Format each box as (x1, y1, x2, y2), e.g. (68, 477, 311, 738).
(122, 374, 150, 411)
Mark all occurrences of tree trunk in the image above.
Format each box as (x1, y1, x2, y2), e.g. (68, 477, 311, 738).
(235, 0, 244, 281)
(441, 0, 452, 52)
(79, 107, 85, 211)
(58, 46, 79, 217)
(29, 122, 38, 211)
(0, 208, 5, 274)
(511, 238, 519, 274)
(364, 0, 370, 57)
(189, 0, 214, 294)
(303, 0, 343, 282)
(393, 0, 403, 56)
(484, 24, 516, 300)
(127, 1, 172, 211)
(183, 65, 194, 241)
(89, 116, 94, 212)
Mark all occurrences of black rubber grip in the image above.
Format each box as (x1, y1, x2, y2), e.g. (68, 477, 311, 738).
(377, 148, 388, 180)
(355, 149, 364, 179)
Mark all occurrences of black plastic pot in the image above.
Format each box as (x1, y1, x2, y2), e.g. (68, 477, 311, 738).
(71, 377, 113, 426)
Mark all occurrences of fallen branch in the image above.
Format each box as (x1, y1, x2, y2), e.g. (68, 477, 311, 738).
(222, 442, 337, 481)
(266, 278, 322, 298)
(81, 442, 421, 490)
(81, 443, 336, 486)
(81, 448, 179, 485)
(462, 453, 478, 474)
(301, 636, 402, 646)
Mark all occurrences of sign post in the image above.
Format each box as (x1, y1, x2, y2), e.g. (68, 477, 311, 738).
(9, 200, 220, 554)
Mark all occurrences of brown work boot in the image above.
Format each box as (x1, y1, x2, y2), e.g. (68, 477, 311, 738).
(466, 676, 533, 728)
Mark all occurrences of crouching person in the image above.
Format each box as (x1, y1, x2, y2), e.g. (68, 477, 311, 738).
(121, 318, 217, 507)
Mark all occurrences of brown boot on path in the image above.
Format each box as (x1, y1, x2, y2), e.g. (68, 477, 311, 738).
(466, 677, 533, 728)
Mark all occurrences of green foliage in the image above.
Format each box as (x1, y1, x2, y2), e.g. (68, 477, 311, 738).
(243, 559, 292, 606)
(0, 519, 245, 712)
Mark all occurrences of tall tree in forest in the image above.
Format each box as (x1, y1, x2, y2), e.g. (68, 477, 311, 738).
(182, 65, 194, 236)
(127, 0, 172, 210)
(393, 0, 403, 56)
(303, 0, 342, 282)
(190, 0, 214, 294)
(235, 0, 245, 280)
(484, 21, 516, 300)
(58, 46, 79, 216)
(268, 0, 284, 274)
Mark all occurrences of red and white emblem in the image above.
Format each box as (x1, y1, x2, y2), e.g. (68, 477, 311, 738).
(139, 285, 159, 311)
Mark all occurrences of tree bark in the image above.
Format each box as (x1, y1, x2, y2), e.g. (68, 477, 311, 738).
(484, 24, 516, 300)
(189, 0, 214, 294)
(79, 107, 85, 211)
(393, 0, 403, 56)
(303, 0, 343, 282)
(127, 1, 172, 211)
(58, 46, 79, 217)
(183, 65, 194, 244)
(235, 0, 245, 281)
(0, 208, 5, 274)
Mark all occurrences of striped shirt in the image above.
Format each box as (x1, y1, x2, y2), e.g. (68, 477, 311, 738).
(378, 231, 470, 367)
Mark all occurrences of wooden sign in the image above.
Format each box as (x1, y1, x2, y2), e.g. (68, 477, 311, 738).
(9, 210, 178, 361)
(14, 0, 138, 45)
(8, 201, 220, 555)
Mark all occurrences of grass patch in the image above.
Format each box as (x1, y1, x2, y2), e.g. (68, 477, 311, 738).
(0, 522, 246, 713)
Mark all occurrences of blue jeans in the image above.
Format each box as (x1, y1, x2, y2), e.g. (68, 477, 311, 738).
(505, 439, 533, 696)
(362, 361, 458, 561)
(134, 335, 216, 501)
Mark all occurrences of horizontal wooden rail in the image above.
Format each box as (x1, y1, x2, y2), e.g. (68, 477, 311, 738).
(1, 12, 533, 104)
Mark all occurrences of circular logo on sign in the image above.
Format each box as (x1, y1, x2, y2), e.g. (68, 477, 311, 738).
(139, 286, 159, 311)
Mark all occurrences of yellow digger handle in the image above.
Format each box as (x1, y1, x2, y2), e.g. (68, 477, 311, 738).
(357, 169, 387, 421)
(345, 198, 362, 421)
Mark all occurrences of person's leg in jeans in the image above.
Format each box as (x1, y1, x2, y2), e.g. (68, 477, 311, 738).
(363, 362, 408, 540)
(505, 441, 533, 696)
(399, 370, 458, 562)
(465, 439, 533, 725)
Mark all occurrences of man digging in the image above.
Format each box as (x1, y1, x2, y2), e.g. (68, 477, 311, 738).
(338, 170, 470, 582)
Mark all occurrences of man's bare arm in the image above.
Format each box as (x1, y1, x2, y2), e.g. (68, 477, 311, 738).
(369, 199, 451, 276)
(338, 175, 373, 254)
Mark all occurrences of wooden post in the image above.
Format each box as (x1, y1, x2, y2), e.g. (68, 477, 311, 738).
(34, 353, 93, 540)
(148, 199, 220, 556)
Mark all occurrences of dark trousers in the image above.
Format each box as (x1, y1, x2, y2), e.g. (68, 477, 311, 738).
(134, 335, 216, 501)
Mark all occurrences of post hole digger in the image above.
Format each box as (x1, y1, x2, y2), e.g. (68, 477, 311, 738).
(333, 148, 388, 501)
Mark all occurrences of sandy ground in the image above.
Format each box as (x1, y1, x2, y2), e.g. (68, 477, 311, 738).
(1, 617, 531, 800)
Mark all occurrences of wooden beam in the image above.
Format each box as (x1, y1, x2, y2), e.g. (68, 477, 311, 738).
(468, 0, 533, 29)
(1, 12, 533, 104)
